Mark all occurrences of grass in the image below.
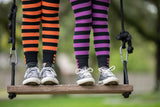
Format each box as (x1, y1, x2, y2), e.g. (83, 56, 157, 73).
(0, 92, 160, 107)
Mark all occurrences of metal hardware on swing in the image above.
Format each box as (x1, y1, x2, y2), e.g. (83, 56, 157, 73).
(9, 48, 18, 65)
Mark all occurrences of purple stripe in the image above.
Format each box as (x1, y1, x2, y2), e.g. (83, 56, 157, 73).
(76, 19, 92, 24)
(96, 51, 110, 55)
(72, 1, 91, 10)
(93, 13, 108, 18)
(75, 27, 91, 32)
(94, 36, 110, 40)
(92, 4, 109, 11)
(94, 43, 110, 48)
(75, 10, 91, 17)
(74, 43, 90, 47)
(93, 28, 109, 32)
(75, 51, 89, 55)
(74, 35, 90, 39)
(92, 21, 108, 25)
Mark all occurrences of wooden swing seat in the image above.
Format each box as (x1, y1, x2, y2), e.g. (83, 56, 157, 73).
(7, 84, 133, 94)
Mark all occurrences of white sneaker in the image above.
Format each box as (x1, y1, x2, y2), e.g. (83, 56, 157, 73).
(76, 66, 95, 85)
(22, 67, 40, 85)
(40, 67, 59, 85)
(98, 66, 119, 85)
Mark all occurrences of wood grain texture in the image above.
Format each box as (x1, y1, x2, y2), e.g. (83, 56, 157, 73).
(7, 84, 133, 94)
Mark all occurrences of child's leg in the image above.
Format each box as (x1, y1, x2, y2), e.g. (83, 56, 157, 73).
(92, 0, 110, 67)
(42, 0, 60, 65)
(21, 0, 41, 65)
(70, 0, 92, 68)
(22, 0, 42, 85)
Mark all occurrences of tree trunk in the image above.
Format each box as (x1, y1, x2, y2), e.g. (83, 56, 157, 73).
(155, 0, 160, 91)
(155, 42, 160, 91)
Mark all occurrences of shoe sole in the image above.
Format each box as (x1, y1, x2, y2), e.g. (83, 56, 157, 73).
(77, 78, 95, 86)
(41, 77, 59, 85)
(23, 78, 40, 85)
(99, 77, 119, 85)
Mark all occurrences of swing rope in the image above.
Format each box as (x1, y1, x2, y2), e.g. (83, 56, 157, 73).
(116, 0, 134, 98)
(8, 0, 17, 99)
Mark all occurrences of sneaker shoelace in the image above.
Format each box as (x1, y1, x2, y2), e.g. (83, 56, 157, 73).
(24, 67, 40, 78)
(98, 66, 116, 77)
(40, 67, 57, 78)
(75, 67, 93, 77)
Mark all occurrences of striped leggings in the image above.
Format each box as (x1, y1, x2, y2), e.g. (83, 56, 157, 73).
(70, 0, 111, 68)
(22, 0, 60, 64)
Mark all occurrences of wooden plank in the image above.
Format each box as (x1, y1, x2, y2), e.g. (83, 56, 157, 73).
(7, 84, 133, 94)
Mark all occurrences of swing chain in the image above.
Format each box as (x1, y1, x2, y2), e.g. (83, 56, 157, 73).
(120, 46, 128, 62)
(9, 48, 18, 65)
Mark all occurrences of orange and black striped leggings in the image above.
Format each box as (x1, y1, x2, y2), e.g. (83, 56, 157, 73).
(22, 0, 59, 64)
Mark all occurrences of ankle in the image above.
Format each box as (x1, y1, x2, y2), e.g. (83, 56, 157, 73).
(26, 62, 37, 69)
(43, 62, 53, 67)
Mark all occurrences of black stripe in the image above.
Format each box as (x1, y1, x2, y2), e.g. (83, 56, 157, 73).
(22, 29, 39, 33)
(43, 0, 60, 4)
(74, 47, 89, 51)
(74, 39, 90, 43)
(23, 14, 41, 19)
(94, 40, 110, 44)
(23, 7, 41, 11)
(22, 0, 40, 4)
(75, 31, 90, 35)
(76, 15, 92, 20)
(42, 6, 59, 11)
(22, 22, 40, 25)
(97, 55, 109, 58)
(22, 37, 39, 40)
(76, 23, 92, 27)
(42, 13, 59, 17)
(23, 44, 38, 48)
(92, 25, 108, 28)
(42, 27, 59, 31)
(92, 9, 108, 14)
(43, 42, 58, 46)
(71, 0, 90, 6)
(92, 17, 108, 21)
(42, 20, 59, 23)
(76, 55, 89, 59)
(92, 1, 109, 7)
(42, 35, 59, 39)
(94, 32, 109, 36)
(95, 48, 110, 51)
(74, 6, 91, 13)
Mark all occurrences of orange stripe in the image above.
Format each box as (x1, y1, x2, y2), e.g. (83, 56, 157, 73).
(42, 1, 59, 8)
(22, 25, 40, 29)
(42, 23, 59, 28)
(24, 48, 38, 52)
(42, 31, 59, 35)
(23, 18, 41, 22)
(42, 16, 59, 21)
(23, 2, 41, 9)
(43, 46, 57, 51)
(23, 40, 39, 44)
(42, 38, 58, 43)
(22, 33, 39, 37)
(42, 9, 58, 14)
(23, 10, 41, 15)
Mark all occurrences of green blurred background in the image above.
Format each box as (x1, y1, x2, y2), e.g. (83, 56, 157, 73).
(0, 0, 160, 107)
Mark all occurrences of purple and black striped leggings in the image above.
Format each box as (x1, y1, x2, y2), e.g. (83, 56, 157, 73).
(70, 0, 110, 68)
